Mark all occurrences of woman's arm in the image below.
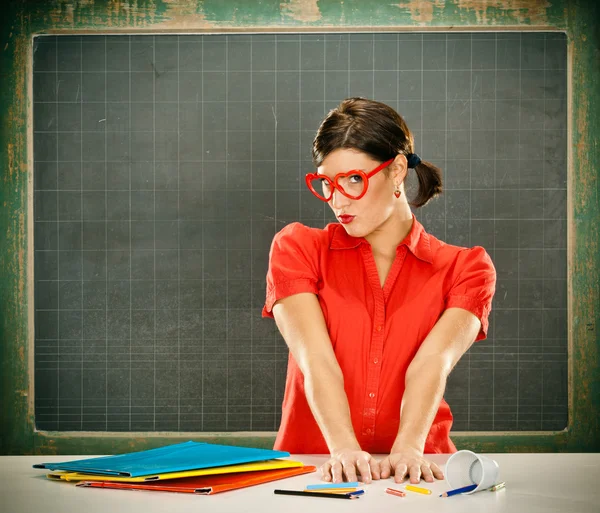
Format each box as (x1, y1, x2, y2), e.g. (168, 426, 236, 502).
(272, 292, 380, 483)
(379, 307, 482, 483)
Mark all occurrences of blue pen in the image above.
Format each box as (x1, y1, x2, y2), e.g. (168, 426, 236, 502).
(306, 482, 359, 490)
(439, 484, 478, 497)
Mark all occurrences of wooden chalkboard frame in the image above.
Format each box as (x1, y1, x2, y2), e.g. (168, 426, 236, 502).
(1, 0, 598, 455)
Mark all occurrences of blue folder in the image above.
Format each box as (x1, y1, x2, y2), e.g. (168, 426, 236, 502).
(33, 441, 290, 477)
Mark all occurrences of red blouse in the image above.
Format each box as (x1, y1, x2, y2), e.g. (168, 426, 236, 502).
(262, 214, 496, 454)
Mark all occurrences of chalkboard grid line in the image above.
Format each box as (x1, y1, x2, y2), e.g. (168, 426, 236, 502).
(129, 30, 133, 433)
(153, 35, 157, 432)
(467, 32, 472, 430)
(225, 34, 230, 431)
(55, 36, 60, 430)
(30, 158, 566, 163)
(30, 189, 569, 195)
(372, 33, 375, 118)
(250, 35, 254, 432)
(201, 35, 205, 432)
(296, 35, 302, 430)
(104, 36, 108, 431)
(79, 35, 83, 431)
(273, 35, 279, 432)
(493, 35, 497, 431)
(541, 35, 546, 430)
(516, 34, 522, 429)
(31, 128, 569, 134)
(322, 36, 325, 255)
(32, 68, 567, 73)
(31, 97, 566, 102)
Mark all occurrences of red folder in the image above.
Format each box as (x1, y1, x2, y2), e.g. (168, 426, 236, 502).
(77, 465, 316, 494)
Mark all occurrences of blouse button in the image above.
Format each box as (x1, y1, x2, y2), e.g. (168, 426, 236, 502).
(373, 358, 379, 364)
(376, 325, 382, 332)
(369, 392, 375, 398)
(365, 428, 372, 435)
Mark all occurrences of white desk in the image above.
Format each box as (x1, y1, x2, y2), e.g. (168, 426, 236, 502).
(1, 453, 597, 513)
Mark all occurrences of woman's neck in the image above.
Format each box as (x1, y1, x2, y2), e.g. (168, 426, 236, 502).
(364, 204, 414, 258)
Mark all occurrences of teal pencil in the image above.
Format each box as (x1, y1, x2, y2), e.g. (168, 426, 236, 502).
(306, 482, 359, 490)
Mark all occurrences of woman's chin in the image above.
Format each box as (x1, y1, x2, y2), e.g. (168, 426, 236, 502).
(341, 222, 367, 238)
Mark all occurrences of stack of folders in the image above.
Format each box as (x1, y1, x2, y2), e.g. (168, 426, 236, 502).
(33, 441, 316, 495)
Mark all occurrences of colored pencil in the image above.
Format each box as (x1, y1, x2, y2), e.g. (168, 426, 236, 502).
(274, 489, 359, 499)
(439, 484, 478, 497)
(306, 482, 359, 490)
(347, 490, 365, 496)
(489, 482, 506, 492)
(405, 484, 432, 495)
(386, 487, 406, 497)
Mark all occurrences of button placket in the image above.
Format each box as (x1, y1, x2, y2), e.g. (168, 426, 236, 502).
(360, 245, 409, 440)
(360, 245, 386, 438)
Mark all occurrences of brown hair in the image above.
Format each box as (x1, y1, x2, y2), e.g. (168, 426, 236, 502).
(312, 97, 442, 208)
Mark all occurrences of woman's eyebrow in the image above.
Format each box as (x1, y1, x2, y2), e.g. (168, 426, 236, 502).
(317, 168, 365, 175)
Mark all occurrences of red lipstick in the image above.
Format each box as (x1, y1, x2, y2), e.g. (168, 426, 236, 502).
(338, 215, 355, 224)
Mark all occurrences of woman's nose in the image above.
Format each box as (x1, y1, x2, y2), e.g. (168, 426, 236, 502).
(330, 188, 349, 209)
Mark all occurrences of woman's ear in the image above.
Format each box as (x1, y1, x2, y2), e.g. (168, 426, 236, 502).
(390, 153, 408, 183)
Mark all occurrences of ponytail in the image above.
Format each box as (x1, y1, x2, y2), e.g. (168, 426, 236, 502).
(410, 159, 443, 208)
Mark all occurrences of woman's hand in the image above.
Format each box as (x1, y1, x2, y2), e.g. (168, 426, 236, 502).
(320, 448, 381, 484)
(379, 446, 444, 484)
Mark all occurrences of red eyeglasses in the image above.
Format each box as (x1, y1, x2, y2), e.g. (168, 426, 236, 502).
(305, 159, 394, 202)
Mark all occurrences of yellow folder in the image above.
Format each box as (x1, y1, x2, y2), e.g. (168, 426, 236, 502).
(47, 458, 304, 483)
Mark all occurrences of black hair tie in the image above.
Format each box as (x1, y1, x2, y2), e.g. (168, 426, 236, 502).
(407, 153, 422, 168)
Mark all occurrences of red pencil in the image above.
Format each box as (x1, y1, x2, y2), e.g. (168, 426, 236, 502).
(386, 487, 406, 497)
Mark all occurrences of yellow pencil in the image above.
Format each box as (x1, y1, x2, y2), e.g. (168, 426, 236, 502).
(404, 485, 432, 495)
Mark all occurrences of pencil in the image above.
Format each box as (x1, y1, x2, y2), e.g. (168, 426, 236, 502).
(386, 487, 406, 497)
(274, 489, 359, 499)
(405, 485, 432, 495)
(439, 484, 478, 497)
(306, 482, 359, 490)
(489, 482, 506, 492)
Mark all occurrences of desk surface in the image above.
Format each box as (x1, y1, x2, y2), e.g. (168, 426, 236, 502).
(2, 453, 597, 513)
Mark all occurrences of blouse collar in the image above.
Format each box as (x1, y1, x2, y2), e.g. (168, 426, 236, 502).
(329, 213, 433, 264)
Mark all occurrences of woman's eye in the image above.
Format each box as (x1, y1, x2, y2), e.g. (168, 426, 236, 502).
(320, 178, 330, 187)
(349, 175, 363, 183)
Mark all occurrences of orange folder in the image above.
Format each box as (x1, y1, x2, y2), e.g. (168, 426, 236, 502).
(77, 465, 316, 494)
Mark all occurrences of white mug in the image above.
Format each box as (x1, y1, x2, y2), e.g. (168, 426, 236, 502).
(445, 450, 500, 493)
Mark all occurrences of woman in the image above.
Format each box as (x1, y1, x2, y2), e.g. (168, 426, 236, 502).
(262, 98, 496, 485)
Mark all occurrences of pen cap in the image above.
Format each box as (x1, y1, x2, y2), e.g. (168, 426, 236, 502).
(445, 450, 500, 494)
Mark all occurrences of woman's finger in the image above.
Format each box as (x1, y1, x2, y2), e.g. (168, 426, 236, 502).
(379, 458, 392, 479)
(394, 462, 408, 483)
(330, 460, 344, 483)
(355, 456, 372, 484)
(421, 464, 434, 483)
(341, 458, 358, 483)
(368, 456, 381, 480)
(320, 461, 332, 481)
(430, 462, 445, 480)
(408, 463, 421, 484)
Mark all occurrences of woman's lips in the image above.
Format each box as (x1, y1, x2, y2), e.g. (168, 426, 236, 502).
(338, 215, 355, 224)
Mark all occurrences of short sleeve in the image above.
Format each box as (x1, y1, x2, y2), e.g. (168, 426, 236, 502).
(262, 222, 322, 318)
(444, 246, 497, 341)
